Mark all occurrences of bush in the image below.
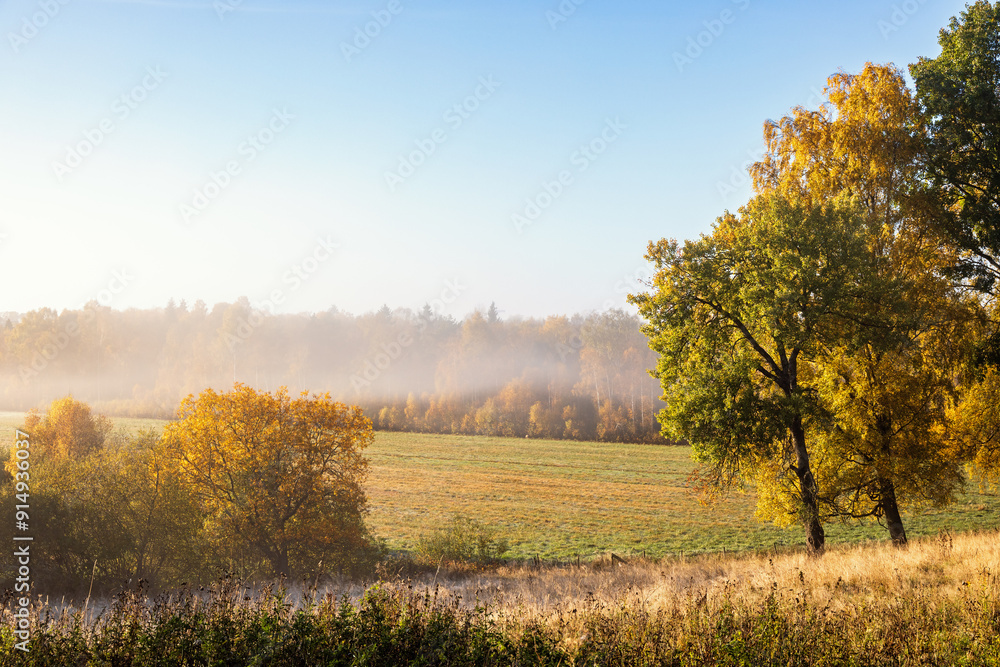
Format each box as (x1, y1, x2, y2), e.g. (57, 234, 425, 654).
(416, 516, 510, 564)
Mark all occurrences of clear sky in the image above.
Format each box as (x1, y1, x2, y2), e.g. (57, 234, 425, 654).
(0, 0, 970, 318)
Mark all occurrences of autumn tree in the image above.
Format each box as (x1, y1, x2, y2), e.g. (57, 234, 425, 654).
(948, 296, 1000, 487)
(804, 312, 970, 545)
(950, 364, 1000, 486)
(161, 384, 375, 578)
(22, 395, 112, 462)
(630, 193, 875, 554)
(751, 63, 975, 544)
(492, 378, 536, 437)
(575, 310, 656, 440)
(3, 396, 116, 591)
(528, 400, 564, 438)
(3, 398, 203, 593)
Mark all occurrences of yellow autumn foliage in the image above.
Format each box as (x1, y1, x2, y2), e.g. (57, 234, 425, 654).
(747, 63, 977, 544)
(161, 383, 376, 578)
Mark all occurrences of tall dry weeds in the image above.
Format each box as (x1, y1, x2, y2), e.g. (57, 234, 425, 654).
(3, 529, 1000, 665)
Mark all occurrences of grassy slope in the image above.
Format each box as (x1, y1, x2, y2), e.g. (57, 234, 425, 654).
(1, 413, 997, 559)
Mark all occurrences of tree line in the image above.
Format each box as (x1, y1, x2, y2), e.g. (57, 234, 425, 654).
(0, 303, 665, 443)
(631, 2, 1000, 553)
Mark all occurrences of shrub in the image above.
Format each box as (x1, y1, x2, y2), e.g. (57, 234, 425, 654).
(416, 516, 510, 564)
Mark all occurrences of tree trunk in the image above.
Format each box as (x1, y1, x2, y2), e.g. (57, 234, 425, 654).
(878, 477, 908, 546)
(790, 417, 825, 555)
(273, 548, 290, 579)
(261, 540, 291, 579)
(874, 415, 907, 546)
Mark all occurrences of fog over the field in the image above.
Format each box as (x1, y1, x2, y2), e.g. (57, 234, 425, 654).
(0, 300, 665, 441)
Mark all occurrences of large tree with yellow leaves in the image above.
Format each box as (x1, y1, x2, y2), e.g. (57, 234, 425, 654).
(162, 384, 375, 578)
(750, 63, 976, 545)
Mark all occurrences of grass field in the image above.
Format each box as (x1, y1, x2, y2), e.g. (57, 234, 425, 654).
(364, 431, 1000, 559)
(2, 412, 997, 560)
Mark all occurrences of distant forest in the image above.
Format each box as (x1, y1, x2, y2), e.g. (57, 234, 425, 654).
(0, 299, 666, 443)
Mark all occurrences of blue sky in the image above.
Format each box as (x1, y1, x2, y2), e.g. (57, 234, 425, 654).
(0, 0, 970, 318)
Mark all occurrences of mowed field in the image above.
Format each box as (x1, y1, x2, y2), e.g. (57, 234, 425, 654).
(364, 431, 1000, 559)
(2, 412, 998, 560)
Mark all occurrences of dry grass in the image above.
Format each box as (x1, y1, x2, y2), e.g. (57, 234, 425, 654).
(387, 528, 1000, 615)
(380, 529, 1000, 663)
(8, 530, 1000, 665)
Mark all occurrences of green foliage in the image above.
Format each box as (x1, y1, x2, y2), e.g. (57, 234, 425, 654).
(417, 516, 510, 564)
(1, 399, 205, 595)
(5, 582, 562, 667)
(632, 193, 871, 450)
(911, 0, 1000, 293)
(630, 192, 875, 551)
